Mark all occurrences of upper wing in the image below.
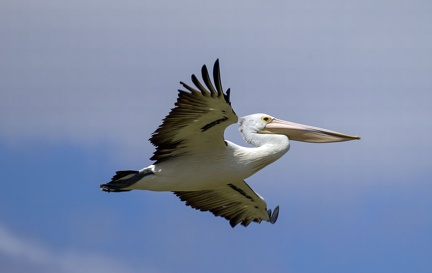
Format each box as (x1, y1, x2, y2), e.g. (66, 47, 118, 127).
(174, 180, 279, 227)
(150, 59, 238, 164)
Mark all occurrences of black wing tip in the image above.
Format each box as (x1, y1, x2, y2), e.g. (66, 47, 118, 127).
(213, 59, 232, 105)
(202, 58, 219, 73)
(177, 59, 232, 105)
(213, 58, 220, 72)
(225, 88, 232, 106)
(268, 206, 280, 224)
(201, 63, 209, 75)
(229, 205, 279, 228)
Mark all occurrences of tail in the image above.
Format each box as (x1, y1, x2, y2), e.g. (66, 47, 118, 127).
(100, 170, 140, 192)
(100, 168, 155, 192)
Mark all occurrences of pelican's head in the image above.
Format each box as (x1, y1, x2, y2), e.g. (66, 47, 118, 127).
(240, 113, 360, 143)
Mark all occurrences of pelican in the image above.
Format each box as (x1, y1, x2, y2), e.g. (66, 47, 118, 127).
(100, 59, 360, 227)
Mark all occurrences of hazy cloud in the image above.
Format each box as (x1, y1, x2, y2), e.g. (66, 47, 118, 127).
(0, 223, 161, 273)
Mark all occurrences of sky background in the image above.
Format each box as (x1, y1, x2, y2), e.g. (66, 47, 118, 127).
(1, 0, 432, 272)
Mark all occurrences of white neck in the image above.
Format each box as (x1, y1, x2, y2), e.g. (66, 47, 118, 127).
(232, 131, 290, 176)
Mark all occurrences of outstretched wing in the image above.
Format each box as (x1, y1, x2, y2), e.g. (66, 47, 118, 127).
(150, 59, 238, 164)
(174, 180, 279, 227)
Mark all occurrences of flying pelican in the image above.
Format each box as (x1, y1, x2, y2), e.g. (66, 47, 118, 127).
(100, 59, 360, 227)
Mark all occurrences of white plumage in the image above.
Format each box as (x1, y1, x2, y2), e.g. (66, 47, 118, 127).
(101, 60, 359, 227)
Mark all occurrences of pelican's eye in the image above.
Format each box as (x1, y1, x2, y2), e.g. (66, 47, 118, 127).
(261, 116, 271, 123)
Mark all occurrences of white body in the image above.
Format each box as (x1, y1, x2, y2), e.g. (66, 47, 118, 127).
(128, 136, 290, 191)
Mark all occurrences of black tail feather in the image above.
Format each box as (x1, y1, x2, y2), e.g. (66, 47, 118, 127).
(100, 169, 154, 193)
(111, 170, 139, 181)
(100, 170, 139, 192)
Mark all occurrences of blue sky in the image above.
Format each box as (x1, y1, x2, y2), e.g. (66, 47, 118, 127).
(1, 0, 431, 272)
